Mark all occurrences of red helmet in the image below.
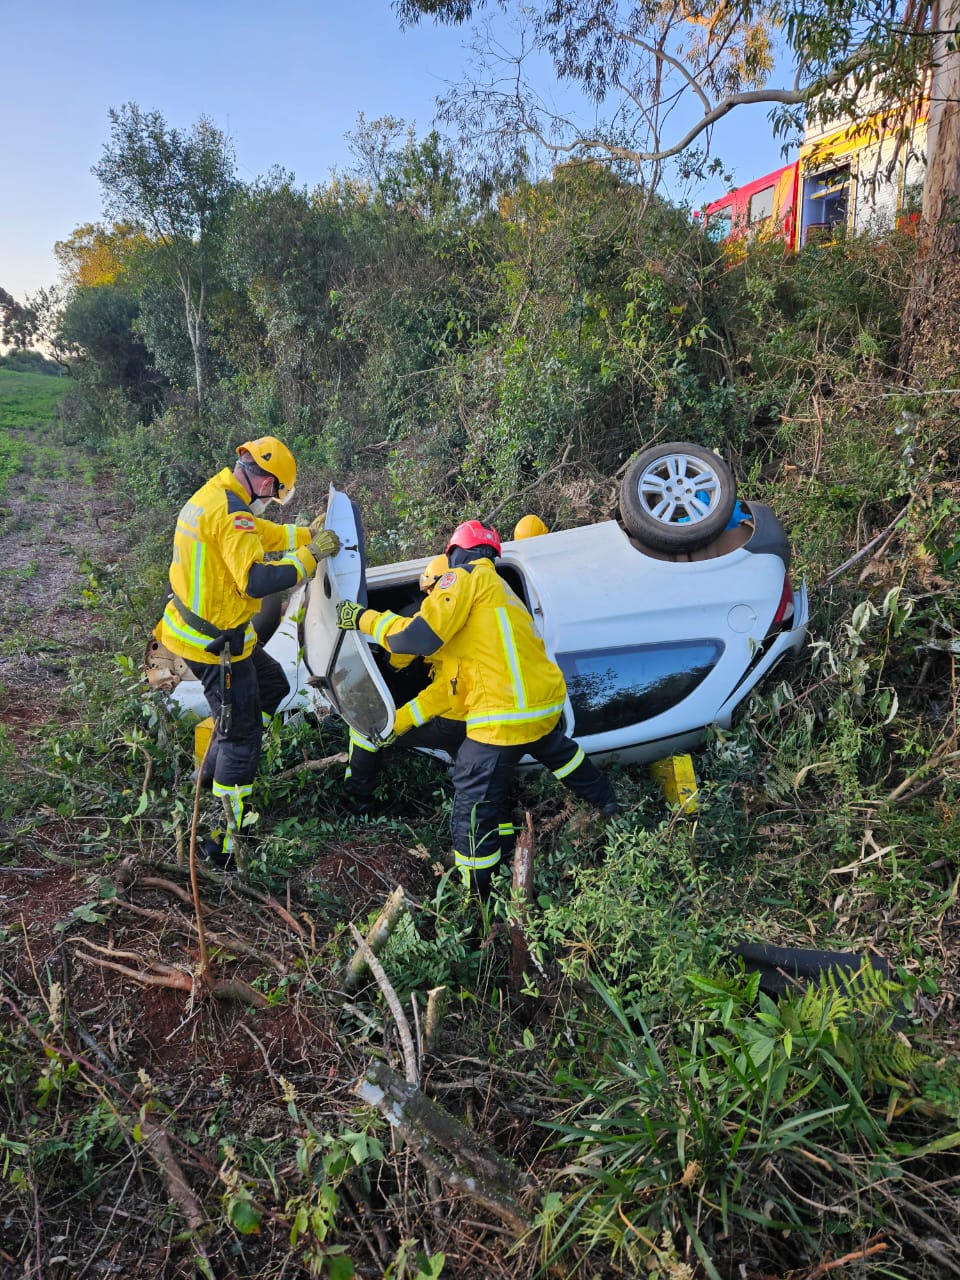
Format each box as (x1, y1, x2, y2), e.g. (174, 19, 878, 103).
(446, 520, 501, 557)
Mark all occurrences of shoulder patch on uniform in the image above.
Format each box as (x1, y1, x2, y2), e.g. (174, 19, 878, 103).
(437, 571, 457, 590)
(233, 514, 256, 532)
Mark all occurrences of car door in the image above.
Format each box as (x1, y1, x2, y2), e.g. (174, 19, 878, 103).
(301, 485, 396, 743)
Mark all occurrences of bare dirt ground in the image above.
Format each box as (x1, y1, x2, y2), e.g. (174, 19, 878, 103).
(0, 427, 128, 732)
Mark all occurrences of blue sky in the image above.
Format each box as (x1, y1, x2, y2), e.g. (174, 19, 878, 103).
(3, 0, 792, 301)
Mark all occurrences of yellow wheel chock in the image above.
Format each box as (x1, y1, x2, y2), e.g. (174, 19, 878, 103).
(650, 753, 700, 814)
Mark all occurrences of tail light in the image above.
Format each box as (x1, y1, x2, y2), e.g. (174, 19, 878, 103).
(771, 576, 795, 628)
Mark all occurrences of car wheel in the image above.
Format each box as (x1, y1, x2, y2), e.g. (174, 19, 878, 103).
(619, 442, 737, 550)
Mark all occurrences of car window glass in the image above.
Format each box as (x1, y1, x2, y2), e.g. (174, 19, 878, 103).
(327, 631, 393, 740)
(556, 640, 723, 735)
(301, 488, 395, 741)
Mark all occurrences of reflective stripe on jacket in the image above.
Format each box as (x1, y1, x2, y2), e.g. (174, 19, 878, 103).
(156, 468, 311, 665)
(360, 559, 567, 746)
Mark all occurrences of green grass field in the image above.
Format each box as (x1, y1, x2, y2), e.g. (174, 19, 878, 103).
(0, 368, 69, 430)
(0, 369, 70, 498)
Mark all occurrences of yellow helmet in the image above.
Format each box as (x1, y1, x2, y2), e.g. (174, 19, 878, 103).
(513, 514, 549, 540)
(236, 436, 297, 506)
(419, 554, 449, 593)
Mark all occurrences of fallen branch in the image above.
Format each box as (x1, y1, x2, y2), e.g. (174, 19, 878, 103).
(136, 876, 206, 909)
(344, 886, 407, 993)
(881, 748, 960, 806)
(70, 940, 269, 1008)
(348, 924, 418, 1085)
(205, 926, 286, 973)
(356, 1060, 533, 1238)
(273, 750, 348, 781)
(801, 1236, 888, 1279)
(824, 503, 910, 583)
(140, 1115, 214, 1275)
(108, 898, 286, 973)
(70, 947, 193, 991)
(244, 885, 309, 941)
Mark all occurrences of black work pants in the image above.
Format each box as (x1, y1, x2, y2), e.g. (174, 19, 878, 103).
(451, 721, 614, 897)
(187, 646, 289, 788)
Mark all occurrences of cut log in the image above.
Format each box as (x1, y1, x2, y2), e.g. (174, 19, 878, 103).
(422, 985, 448, 1055)
(356, 1060, 533, 1238)
(510, 812, 535, 992)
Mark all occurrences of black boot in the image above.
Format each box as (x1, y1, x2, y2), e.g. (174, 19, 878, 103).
(199, 834, 233, 870)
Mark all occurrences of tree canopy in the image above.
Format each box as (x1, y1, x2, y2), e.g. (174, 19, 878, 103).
(92, 104, 238, 409)
(393, 0, 935, 179)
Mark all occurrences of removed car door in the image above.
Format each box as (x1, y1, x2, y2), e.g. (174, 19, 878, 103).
(301, 485, 395, 743)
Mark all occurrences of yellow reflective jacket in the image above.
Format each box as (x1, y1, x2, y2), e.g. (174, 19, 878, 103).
(393, 650, 465, 737)
(156, 468, 312, 665)
(360, 559, 567, 746)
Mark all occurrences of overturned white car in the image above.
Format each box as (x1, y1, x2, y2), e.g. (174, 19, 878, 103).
(151, 443, 808, 766)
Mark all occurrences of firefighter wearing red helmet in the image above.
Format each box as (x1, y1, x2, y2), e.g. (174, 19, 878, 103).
(156, 436, 340, 868)
(336, 519, 618, 897)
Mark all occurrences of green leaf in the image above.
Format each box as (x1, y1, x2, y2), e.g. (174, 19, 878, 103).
(896, 1129, 960, 1159)
(290, 1204, 309, 1246)
(326, 1254, 355, 1280)
(416, 1253, 446, 1280)
(228, 1197, 262, 1235)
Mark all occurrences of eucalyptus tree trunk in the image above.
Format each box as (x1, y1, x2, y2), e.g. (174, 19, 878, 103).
(901, 0, 960, 379)
(181, 274, 206, 413)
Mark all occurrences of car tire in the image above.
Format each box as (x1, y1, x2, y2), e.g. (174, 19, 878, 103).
(619, 442, 737, 551)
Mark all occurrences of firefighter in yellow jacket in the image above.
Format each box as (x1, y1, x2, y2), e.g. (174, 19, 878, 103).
(156, 436, 340, 866)
(337, 521, 617, 896)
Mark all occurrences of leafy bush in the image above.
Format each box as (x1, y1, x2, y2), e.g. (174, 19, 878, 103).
(539, 969, 960, 1279)
(0, 349, 62, 375)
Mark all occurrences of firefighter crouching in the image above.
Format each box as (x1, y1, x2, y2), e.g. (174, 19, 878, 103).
(336, 520, 619, 898)
(344, 554, 467, 815)
(155, 436, 340, 867)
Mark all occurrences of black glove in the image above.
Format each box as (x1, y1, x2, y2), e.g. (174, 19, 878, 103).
(336, 599, 367, 630)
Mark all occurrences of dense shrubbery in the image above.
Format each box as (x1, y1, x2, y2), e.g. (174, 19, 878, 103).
(0, 349, 62, 375)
